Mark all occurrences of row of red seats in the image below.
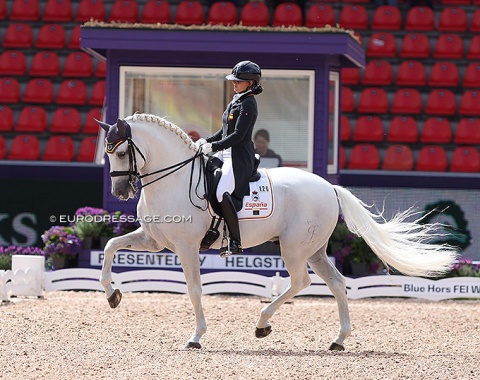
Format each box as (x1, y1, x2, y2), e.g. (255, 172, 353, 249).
(0, 78, 105, 105)
(0, 105, 101, 134)
(0, 134, 97, 162)
(342, 144, 480, 172)
(343, 61, 480, 88)
(342, 87, 480, 116)
(329, 5, 480, 32)
(0, 50, 105, 78)
(2, 24, 81, 50)
(367, 32, 480, 59)
(341, 115, 480, 144)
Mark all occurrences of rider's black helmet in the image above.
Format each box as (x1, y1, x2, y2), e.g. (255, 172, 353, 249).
(226, 61, 262, 85)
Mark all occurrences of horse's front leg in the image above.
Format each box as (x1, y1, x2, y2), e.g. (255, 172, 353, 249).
(175, 246, 206, 349)
(100, 227, 159, 308)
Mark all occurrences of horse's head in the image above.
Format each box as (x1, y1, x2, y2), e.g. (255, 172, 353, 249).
(96, 118, 146, 201)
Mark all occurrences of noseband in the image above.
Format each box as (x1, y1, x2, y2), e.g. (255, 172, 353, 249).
(106, 123, 207, 208)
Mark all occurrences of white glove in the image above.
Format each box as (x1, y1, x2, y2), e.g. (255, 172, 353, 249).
(201, 143, 213, 154)
(194, 138, 207, 150)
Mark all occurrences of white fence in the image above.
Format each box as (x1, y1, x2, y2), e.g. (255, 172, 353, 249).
(2, 265, 480, 302)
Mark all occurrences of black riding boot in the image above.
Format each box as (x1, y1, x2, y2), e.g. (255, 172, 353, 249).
(219, 192, 243, 258)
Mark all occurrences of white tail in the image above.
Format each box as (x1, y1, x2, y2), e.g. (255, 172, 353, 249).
(333, 185, 459, 277)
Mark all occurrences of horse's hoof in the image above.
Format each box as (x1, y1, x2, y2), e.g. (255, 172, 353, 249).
(107, 289, 122, 309)
(184, 341, 202, 349)
(255, 325, 272, 338)
(329, 342, 345, 351)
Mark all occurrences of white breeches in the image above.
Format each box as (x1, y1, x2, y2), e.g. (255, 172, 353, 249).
(215, 148, 235, 203)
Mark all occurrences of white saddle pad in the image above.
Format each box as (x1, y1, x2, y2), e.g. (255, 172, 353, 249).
(208, 169, 274, 220)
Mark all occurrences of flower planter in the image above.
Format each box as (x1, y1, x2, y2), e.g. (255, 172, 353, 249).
(52, 255, 78, 270)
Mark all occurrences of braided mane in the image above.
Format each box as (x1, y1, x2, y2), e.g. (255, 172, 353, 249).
(125, 113, 198, 151)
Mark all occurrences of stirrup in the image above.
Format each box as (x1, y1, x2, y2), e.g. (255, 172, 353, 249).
(219, 237, 242, 258)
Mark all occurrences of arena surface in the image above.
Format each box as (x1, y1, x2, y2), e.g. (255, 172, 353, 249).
(1, 292, 478, 380)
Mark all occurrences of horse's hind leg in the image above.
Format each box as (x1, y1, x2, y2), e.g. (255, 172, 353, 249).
(100, 227, 159, 307)
(256, 251, 312, 339)
(307, 246, 351, 351)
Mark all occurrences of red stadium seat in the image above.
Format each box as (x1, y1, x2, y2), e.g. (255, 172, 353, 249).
(415, 146, 448, 172)
(340, 115, 351, 142)
(23, 79, 54, 104)
(35, 24, 66, 49)
(68, 25, 81, 50)
(358, 88, 388, 114)
(382, 145, 414, 171)
(339, 5, 368, 30)
(0, 50, 26, 76)
(342, 68, 360, 85)
(353, 115, 384, 142)
(471, 9, 480, 33)
(3, 23, 33, 48)
(339, 4, 369, 30)
(0, 135, 6, 160)
(76, 0, 106, 22)
(83, 108, 103, 133)
(348, 144, 380, 170)
(454, 118, 480, 144)
(42, 0, 73, 22)
(10, 0, 40, 21)
(141, 0, 171, 24)
(391, 88, 422, 114)
(459, 90, 480, 116)
(89, 80, 106, 106)
(50, 107, 82, 134)
(387, 116, 418, 143)
(341, 86, 355, 113)
(62, 52, 94, 77)
(361, 60, 393, 86)
(273, 2, 303, 27)
(174, 0, 205, 25)
(0, 78, 21, 103)
(240, 1, 269, 26)
(438, 7, 467, 32)
(305, 4, 335, 28)
(109, 0, 139, 23)
(400, 33, 430, 58)
(396, 61, 426, 87)
(8, 135, 40, 161)
(42, 136, 75, 162)
(29, 51, 60, 77)
(421, 117, 452, 143)
(463, 63, 480, 88)
(425, 89, 456, 116)
(428, 62, 459, 87)
(0, 0, 6, 20)
(366, 32, 397, 58)
(434, 34, 464, 59)
(450, 147, 480, 172)
(441, 0, 470, 4)
(0, 105, 14, 132)
(57, 79, 88, 105)
(467, 36, 480, 60)
(207, 1, 237, 25)
(371, 5, 401, 31)
(78, 136, 98, 162)
(15, 106, 48, 132)
(405, 6, 434, 31)
(95, 60, 106, 78)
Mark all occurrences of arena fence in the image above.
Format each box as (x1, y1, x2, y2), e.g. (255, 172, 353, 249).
(2, 263, 480, 302)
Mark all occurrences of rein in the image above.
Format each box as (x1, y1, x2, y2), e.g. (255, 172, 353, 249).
(107, 123, 208, 210)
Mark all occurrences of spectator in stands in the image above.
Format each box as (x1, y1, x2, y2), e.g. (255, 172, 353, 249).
(254, 129, 283, 167)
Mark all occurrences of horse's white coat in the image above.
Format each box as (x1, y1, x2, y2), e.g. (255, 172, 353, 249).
(100, 113, 458, 350)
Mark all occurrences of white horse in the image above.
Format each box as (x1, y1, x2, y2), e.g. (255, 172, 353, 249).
(97, 113, 457, 351)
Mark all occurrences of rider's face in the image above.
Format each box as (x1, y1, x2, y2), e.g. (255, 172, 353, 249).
(232, 80, 251, 93)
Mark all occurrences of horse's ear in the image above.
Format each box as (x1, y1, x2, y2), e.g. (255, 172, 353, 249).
(95, 119, 111, 132)
(116, 118, 127, 136)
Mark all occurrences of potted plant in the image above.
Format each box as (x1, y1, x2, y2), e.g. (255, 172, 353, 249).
(41, 226, 82, 270)
(72, 206, 110, 249)
(0, 246, 46, 270)
(444, 259, 480, 278)
(110, 210, 140, 237)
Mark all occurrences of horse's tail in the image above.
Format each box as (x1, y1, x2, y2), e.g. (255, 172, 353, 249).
(333, 185, 458, 277)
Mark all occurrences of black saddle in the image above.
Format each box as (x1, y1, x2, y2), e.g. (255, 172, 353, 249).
(204, 154, 261, 218)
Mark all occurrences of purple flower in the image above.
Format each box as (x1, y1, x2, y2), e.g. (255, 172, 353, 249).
(41, 226, 81, 257)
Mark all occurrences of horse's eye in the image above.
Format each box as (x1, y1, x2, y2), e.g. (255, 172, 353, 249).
(117, 151, 126, 158)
